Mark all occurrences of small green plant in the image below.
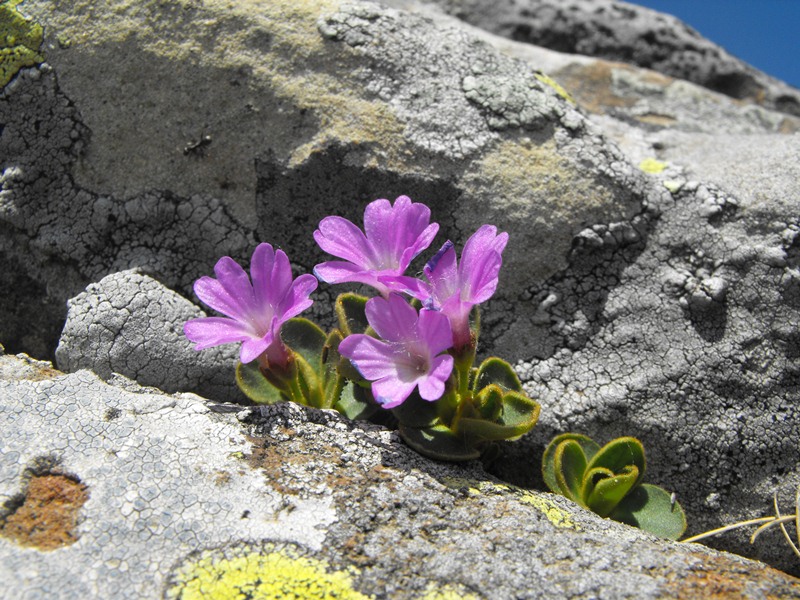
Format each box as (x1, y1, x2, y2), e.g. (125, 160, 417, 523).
(542, 433, 686, 540)
(683, 486, 800, 561)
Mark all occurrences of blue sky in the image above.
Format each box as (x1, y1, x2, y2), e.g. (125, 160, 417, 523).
(629, 1, 799, 89)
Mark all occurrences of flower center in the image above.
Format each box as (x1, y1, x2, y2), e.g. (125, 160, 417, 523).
(394, 345, 430, 381)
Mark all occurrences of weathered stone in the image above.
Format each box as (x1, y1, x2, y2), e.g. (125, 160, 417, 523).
(3, 0, 800, 587)
(3, 0, 646, 358)
(1, 351, 798, 599)
(56, 270, 240, 402)
(400, 0, 800, 117)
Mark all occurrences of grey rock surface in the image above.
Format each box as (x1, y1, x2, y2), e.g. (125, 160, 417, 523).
(2, 0, 800, 586)
(500, 143, 800, 574)
(2, 350, 799, 599)
(400, 0, 800, 117)
(3, 0, 647, 360)
(55, 270, 240, 403)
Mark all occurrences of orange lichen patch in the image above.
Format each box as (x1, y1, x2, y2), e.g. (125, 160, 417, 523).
(0, 352, 64, 382)
(553, 61, 673, 115)
(0, 474, 89, 551)
(552, 61, 634, 114)
(662, 551, 800, 599)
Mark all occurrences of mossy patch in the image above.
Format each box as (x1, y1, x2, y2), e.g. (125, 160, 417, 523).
(0, 0, 44, 88)
(639, 157, 668, 174)
(0, 473, 89, 550)
(166, 543, 372, 600)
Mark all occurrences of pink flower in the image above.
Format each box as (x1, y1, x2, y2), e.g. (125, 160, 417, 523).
(338, 294, 454, 409)
(386, 225, 508, 349)
(184, 243, 318, 366)
(313, 196, 439, 297)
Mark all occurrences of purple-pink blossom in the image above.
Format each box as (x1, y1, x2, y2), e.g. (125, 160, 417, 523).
(338, 293, 454, 409)
(386, 225, 508, 349)
(313, 196, 439, 297)
(184, 243, 318, 366)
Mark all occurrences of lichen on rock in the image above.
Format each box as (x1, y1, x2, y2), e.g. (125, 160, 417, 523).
(0, 0, 44, 88)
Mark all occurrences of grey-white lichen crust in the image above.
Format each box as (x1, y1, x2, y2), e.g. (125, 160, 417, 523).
(0, 367, 337, 599)
(56, 270, 239, 403)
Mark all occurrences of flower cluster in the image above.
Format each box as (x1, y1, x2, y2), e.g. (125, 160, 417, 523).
(185, 196, 539, 460)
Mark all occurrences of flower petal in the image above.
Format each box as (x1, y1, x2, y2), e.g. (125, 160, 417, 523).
(193, 275, 251, 322)
(366, 196, 438, 271)
(459, 226, 508, 304)
(378, 275, 432, 301)
(363, 198, 395, 257)
(268, 248, 294, 306)
(417, 308, 454, 355)
(184, 317, 254, 349)
(371, 376, 418, 409)
(398, 222, 439, 272)
(365, 294, 418, 343)
(423, 241, 459, 307)
(278, 273, 319, 321)
(417, 354, 453, 401)
(240, 334, 273, 364)
(338, 334, 399, 381)
(314, 261, 391, 295)
(314, 216, 376, 267)
(213, 256, 258, 317)
(249, 243, 276, 309)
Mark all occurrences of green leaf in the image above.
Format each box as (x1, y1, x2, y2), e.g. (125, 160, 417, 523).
(585, 437, 646, 487)
(498, 390, 541, 431)
(294, 353, 322, 407)
(456, 390, 540, 442)
(609, 483, 687, 540)
(474, 357, 523, 393)
(398, 424, 481, 461)
(335, 293, 370, 336)
(321, 329, 344, 410)
(391, 390, 441, 429)
(553, 440, 588, 503)
(333, 381, 378, 420)
(474, 383, 503, 420)
(542, 433, 601, 495)
(235, 360, 286, 405)
(585, 464, 640, 517)
(281, 318, 327, 375)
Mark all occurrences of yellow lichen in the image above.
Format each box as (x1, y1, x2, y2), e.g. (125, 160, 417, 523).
(0, 0, 44, 88)
(440, 478, 579, 531)
(517, 492, 578, 530)
(534, 72, 574, 104)
(167, 544, 372, 600)
(638, 158, 668, 174)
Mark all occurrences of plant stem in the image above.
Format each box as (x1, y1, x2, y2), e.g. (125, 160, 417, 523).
(682, 516, 785, 543)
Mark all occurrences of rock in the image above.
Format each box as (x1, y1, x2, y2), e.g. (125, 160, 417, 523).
(2, 0, 800, 584)
(1, 350, 799, 599)
(55, 270, 240, 402)
(398, 0, 800, 117)
(2, 0, 646, 358)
